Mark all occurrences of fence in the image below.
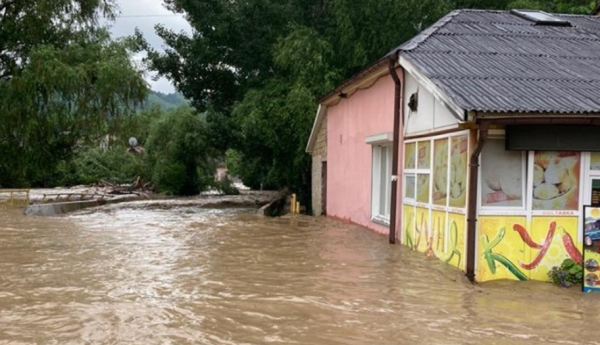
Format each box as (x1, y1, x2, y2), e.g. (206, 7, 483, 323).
(0, 189, 30, 209)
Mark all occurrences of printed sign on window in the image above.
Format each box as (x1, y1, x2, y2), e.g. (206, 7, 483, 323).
(583, 206, 600, 292)
(433, 139, 448, 206)
(532, 151, 580, 211)
(417, 141, 430, 170)
(480, 140, 523, 207)
(405, 142, 416, 170)
(449, 135, 468, 208)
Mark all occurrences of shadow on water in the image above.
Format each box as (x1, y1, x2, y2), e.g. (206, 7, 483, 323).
(0, 202, 598, 344)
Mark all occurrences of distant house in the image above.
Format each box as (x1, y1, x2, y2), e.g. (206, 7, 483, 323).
(308, 9, 600, 283)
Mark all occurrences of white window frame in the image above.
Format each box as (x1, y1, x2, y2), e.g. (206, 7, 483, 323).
(367, 132, 393, 226)
(478, 138, 528, 215)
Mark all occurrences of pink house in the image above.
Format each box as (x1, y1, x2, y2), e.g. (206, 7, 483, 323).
(306, 56, 404, 239)
(308, 9, 600, 284)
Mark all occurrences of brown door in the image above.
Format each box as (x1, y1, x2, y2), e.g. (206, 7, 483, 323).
(321, 161, 327, 216)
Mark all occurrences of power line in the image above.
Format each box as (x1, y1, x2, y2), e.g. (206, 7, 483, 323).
(116, 14, 184, 18)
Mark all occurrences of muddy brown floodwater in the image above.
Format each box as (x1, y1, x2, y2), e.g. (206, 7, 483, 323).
(0, 201, 599, 345)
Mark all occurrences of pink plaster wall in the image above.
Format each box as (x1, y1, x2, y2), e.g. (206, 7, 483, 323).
(326, 73, 401, 235)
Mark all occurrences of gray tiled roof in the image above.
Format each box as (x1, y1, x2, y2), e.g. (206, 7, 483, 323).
(394, 10, 600, 115)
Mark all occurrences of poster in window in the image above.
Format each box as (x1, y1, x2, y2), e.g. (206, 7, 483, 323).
(591, 152, 600, 171)
(449, 135, 468, 208)
(417, 174, 430, 203)
(405, 142, 416, 169)
(481, 140, 523, 207)
(583, 206, 600, 292)
(532, 151, 580, 211)
(433, 138, 448, 206)
(417, 141, 430, 170)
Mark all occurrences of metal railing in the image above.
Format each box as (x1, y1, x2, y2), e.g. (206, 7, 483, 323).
(0, 189, 30, 209)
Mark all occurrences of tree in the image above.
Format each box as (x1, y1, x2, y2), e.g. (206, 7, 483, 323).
(144, 106, 214, 195)
(0, 1, 147, 187)
(145, 0, 598, 209)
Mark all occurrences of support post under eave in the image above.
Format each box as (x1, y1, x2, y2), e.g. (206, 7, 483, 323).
(388, 52, 403, 244)
(466, 121, 490, 283)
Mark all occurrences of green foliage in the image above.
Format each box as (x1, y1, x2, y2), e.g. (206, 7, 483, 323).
(548, 258, 584, 288)
(56, 146, 143, 186)
(0, 0, 147, 188)
(144, 107, 214, 195)
(212, 178, 240, 195)
(141, 0, 598, 209)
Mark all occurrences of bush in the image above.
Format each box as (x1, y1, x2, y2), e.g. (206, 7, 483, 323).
(56, 146, 142, 186)
(548, 258, 583, 288)
(212, 178, 240, 195)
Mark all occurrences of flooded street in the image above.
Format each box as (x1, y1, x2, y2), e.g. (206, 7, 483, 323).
(0, 202, 598, 345)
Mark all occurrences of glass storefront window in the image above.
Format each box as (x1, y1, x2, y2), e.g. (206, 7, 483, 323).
(433, 138, 449, 206)
(405, 142, 416, 169)
(532, 151, 580, 211)
(449, 135, 468, 208)
(481, 140, 524, 207)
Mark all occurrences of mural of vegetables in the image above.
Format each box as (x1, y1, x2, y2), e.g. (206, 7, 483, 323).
(518, 221, 556, 270)
(562, 228, 582, 264)
(481, 227, 528, 281)
(479, 216, 583, 282)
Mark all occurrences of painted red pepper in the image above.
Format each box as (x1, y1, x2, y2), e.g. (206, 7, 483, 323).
(561, 227, 582, 264)
(513, 224, 542, 249)
(520, 221, 556, 270)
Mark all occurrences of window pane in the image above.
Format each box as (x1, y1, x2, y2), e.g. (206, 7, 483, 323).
(449, 135, 468, 208)
(532, 151, 580, 210)
(481, 140, 523, 207)
(405, 142, 416, 169)
(405, 174, 416, 199)
(379, 146, 388, 215)
(417, 141, 430, 169)
(417, 174, 430, 203)
(591, 152, 600, 170)
(433, 139, 449, 206)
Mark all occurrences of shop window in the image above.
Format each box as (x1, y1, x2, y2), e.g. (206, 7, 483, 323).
(404, 140, 432, 205)
(433, 138, 449, 206)
(532, 151, 580, 211)
(591, 152, 600, 170)
(480, 140, 525, 208)
(371, 144, 392, 224)
(449, 135, 468, 208)
(405, 174, 416, 200)
(405, 142, 416, 170)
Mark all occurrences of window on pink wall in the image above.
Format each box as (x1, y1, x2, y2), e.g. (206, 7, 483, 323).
(371, 144, 392, 225)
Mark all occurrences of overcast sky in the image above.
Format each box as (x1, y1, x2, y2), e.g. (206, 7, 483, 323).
(108, 0, 192, 94)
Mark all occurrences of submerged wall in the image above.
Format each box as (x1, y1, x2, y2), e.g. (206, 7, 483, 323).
(326, 73, 396, 234)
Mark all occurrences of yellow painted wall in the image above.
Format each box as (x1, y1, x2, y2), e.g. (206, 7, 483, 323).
(402, 205, 415, 249)
(401, 204, 466, 272)
(447, 213, 466, 271)
(477, 216, 581, 282)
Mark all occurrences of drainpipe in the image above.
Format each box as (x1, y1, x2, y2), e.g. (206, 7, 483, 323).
(388, 52, 403, 244)
(465, 120, 489, 283)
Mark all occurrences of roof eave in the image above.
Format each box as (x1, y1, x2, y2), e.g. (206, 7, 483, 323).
(306, 104, 327, 153)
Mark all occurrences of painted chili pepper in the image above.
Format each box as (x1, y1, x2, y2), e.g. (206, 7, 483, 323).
(512, 224, 542, 249)
(490, 253, 528, 281)
(520, 221, 556, 270)
(404, 214, 414, 250)
(561, 226, 582, 264)
(482, 235, 497, 274)
(443, 221, 461, 266)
